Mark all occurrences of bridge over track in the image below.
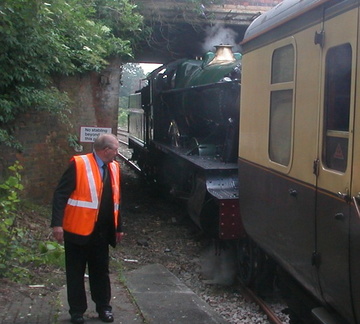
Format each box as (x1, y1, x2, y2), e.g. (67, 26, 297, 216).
(133, 0, 281, 62)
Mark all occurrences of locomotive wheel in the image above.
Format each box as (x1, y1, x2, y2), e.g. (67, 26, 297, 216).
(236, 237, 257, 286)
(237, 238, 278, 297)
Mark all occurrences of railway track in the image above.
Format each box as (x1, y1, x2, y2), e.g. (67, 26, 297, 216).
(239, 284, 286, 324)
(117, 128, 141, 172)
(117, 127, 129, 145)
(117, 149, 141, 173)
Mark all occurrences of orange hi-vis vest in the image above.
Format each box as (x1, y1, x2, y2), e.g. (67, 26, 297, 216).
(63, 153, 121, 236)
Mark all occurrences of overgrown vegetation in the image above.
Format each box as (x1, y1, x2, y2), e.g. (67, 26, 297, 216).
(0, 0, 144, 148)
(0, 162, 64, 282)
(118, 63, 147, 128)
(118, 109, 129, 129)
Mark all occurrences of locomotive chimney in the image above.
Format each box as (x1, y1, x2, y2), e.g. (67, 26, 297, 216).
(208, 45, 235, 65)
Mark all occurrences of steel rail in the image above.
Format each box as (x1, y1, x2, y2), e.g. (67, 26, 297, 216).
(116, 151, 141, 173)
(238, 283, 284, 324)
(119, 139, 128, 146)
(116, 132, 142, 173)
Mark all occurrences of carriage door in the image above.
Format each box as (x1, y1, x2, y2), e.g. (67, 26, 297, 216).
(349, 2, 360, 322)
(315, 2, 357, 321)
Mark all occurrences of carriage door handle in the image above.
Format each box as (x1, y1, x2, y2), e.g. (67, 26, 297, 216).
(337, 191, 350, 202)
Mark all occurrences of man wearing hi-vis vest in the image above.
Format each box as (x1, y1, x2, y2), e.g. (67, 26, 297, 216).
(51, 133, 123, 324)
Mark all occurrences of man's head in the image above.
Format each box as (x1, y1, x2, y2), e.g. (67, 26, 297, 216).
(93, 134, 119, 163)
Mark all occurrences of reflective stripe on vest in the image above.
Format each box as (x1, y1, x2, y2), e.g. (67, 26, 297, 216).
(67, 155, 98, 209)
(109, 163, 120, 218)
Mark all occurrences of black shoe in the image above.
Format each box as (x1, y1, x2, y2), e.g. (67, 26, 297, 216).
(98, 310, 114, 323)
(70, 314, 84, 324)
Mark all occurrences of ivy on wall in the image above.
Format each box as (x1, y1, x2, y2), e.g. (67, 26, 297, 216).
(0, 0, 144, 148)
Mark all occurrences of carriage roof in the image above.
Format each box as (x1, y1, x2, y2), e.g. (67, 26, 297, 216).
(242, 0, 336, 45)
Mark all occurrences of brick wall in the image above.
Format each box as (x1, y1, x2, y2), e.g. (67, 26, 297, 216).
(0, 57, 121, 204)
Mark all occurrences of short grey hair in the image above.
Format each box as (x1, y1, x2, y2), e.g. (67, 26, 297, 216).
(93, 133, 118, 151)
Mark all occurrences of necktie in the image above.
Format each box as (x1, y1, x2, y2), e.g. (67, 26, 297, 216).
(102, 164, 108, 182)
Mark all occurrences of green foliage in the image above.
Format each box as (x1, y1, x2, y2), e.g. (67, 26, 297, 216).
(0, 162, 24, 212)
(0, 162, 28, 281)
(0, 0, 144, 147)
(38, 241, 65, 268)
(118, 108, 129, 128)
(0, 162, 64, 282)
(0, 129, 22, 151)
(119, 63, 146, 97)
(67, 134, 84, 153)
(119, 97, 129, 110)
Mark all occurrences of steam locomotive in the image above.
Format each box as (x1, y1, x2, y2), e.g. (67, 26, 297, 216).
(127, 0, 360, 323)
(128, 45, 242, 240)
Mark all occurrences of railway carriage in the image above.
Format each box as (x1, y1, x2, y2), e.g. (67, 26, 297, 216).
(238, 0, 360, 323)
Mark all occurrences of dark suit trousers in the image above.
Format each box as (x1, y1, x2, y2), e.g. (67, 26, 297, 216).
(64, 232, 111, 315)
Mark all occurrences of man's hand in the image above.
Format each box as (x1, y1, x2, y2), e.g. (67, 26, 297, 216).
(52, 226, 64, 243)
(116, 232, 124, 244)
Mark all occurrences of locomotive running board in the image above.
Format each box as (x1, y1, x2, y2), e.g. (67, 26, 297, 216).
(153, 141, 243, 240)
(153, 141, 238, 171)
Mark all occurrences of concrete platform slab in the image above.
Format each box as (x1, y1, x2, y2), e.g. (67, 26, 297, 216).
(56, 273, 144, 324)
(124, 263, 227, 324)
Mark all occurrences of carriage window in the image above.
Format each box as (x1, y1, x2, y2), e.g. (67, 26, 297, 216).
(269, 90, 293, 165)
(269, 44, 294, 166)
(272, 45, 294, 83)
(323, 44, 352, 172)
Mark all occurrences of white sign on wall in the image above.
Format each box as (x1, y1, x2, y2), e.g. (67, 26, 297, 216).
(80, 127, 112, 143)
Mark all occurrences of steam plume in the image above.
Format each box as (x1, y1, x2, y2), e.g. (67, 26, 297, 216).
(201, 23, 241, 53)
(200, 244, 237, 286)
